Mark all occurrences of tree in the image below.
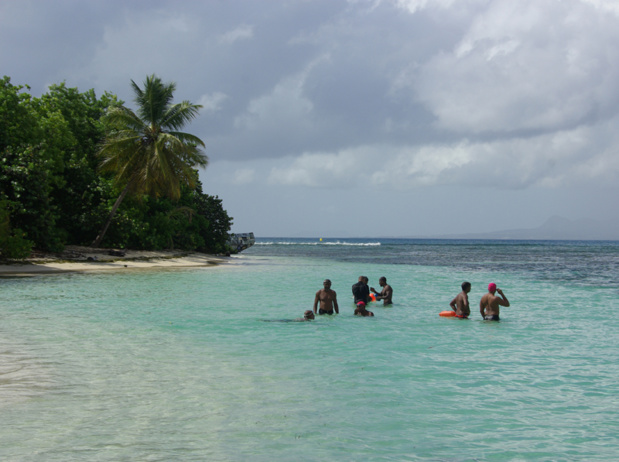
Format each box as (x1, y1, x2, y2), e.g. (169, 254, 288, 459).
(91, 74, 208, 247)
(0, 76, 67, 251)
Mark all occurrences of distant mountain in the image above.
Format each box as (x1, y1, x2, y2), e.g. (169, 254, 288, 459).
(438, 216, 619, 241)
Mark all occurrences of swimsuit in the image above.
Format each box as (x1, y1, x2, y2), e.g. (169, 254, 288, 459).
(455, 314, 468, 319)
(484, 315, 500, 321)
(319, 309, 334, 315)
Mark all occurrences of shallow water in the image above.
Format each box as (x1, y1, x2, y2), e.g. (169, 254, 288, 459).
(1, 239, 618, 460)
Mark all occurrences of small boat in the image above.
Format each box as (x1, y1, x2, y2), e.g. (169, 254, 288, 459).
(228, 233, 255, 252)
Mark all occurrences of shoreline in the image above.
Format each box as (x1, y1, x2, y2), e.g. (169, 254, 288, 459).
(0, 245, 230, 277)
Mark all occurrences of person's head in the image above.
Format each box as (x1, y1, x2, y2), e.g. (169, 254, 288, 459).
(323, 279, 332, 289)
(358, 276, 364, 282)
(462, 281, 471, 293)
(355, 301, 366, 315)
(379, 276, 387, 287)
(363, 276, 369, 284)
(488, 282, 497, 294)
(304, 310, 315, 320)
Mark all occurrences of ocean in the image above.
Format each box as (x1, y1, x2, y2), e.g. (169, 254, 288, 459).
(1, 238, 618, 461)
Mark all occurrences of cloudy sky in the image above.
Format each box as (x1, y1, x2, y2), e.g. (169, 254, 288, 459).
(2, 0, 619, 238)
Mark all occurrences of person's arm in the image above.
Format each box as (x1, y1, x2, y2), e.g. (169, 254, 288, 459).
(480, 297, 486, 317)
(450, 296, 458, 312)
(370, 287, 377, 294)
(313, 291, 320, 314)
(497, 288, 510, 307)
(333, 292, 339, 314)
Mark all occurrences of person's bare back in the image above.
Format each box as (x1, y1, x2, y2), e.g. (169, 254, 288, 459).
(314, 279, 339, 315)
(480, 283, 509, 321)
(450, 281, 471, 318)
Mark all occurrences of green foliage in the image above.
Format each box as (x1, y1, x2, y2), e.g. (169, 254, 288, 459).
(92, 179, 233, 253)
(0, 75, 233, 258)
(92, 74, 209, 247)
(0, 197, 33, 259)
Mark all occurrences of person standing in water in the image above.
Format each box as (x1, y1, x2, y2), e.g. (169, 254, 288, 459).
(352, 276, 370, 305)
(313, 279, 339, 315)
(449, 281, 471, 318)
(371, 276, 393, 305)
(480, 283, 510, 321)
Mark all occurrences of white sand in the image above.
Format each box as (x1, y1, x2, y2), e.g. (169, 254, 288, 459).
(0, 246, 229, 276)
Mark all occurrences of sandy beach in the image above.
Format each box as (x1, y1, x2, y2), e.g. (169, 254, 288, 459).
(0, 245, 229, 277)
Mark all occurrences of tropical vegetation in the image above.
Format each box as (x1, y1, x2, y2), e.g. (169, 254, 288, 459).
(0, 75, 233, 259)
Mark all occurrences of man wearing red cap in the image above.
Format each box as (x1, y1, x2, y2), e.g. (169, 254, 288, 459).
(479, 283, 510, 321)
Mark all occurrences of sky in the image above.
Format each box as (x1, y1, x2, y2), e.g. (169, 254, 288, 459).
(2, 0, 619, 238)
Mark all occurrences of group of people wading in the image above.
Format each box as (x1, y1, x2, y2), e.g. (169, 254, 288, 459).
(309, 276, 510, 321)
(313, 276, 393, 318)
(450, 281, 510, 321)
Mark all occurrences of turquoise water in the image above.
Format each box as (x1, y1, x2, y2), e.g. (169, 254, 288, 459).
(2, 239, 618, 460)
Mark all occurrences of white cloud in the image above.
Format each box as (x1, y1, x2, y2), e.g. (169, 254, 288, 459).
(233, 57, 327, 132)
(268, 147, 378, 187)
(232, 168, 256, 185)
(267, 114, 619, 191)
(394, 0, 458, 14)
(218, 25, 254, 44)
(198, 92, 228, 113)
(407, 0, 619, 133)
(234, 74, 314, 130)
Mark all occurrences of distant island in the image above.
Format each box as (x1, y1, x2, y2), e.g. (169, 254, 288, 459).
(435, 216, 618, 241)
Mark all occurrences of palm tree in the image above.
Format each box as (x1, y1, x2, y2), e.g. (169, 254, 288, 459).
(91, 74, 208, 248)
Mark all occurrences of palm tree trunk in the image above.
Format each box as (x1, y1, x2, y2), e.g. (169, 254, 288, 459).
(90, 184, 130, 248)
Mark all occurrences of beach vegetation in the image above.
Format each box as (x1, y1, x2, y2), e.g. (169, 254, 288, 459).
(0, 75, 233, 259)
(91, 74, 208, 247)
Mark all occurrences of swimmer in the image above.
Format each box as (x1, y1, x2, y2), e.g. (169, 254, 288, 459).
(263, 310, 315, 323)
(449, 281, 471, 318)
(354, 301, 374, 317)
(313, 279, 339, 315)
(480, 283, 510, 321)
(370, 276, 393, 305)
(302, 310, 315, 321)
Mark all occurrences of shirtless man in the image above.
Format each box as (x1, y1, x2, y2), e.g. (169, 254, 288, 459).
(313, 279, 339, 315)
(371, 276, 393, 305)
(480, 283, 510, 321)
(449, 281, 471, 318)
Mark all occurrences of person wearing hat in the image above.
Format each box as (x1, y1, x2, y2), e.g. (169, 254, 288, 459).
(479, 283, 510, 321)
(354, 301, 374, 317)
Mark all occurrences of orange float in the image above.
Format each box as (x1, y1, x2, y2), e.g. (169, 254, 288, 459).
(439, 311, 456, 317)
